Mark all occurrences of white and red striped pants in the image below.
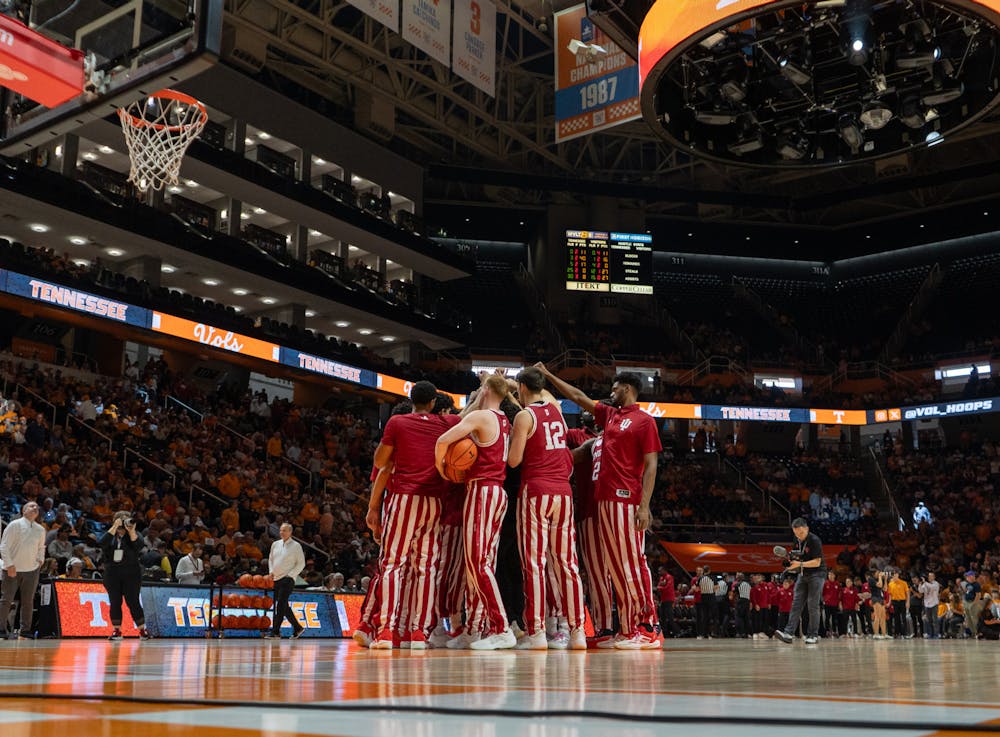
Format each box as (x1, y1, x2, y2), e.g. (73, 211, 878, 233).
(435, 522, 465, 623)
(517, 491, 585, 634)
(463, 479, 508, 637)
(577, 515, 613, 632)
(375, 493, 441, 635)
(597, 500, 655, 635)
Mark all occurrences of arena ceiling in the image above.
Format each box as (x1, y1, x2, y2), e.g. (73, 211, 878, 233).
(221, 1, 1000, 230)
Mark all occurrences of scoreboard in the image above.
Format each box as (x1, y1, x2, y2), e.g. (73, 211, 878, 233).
(565, 230, 653, 294)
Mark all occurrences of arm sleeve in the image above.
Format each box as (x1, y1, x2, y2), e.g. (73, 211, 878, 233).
(290, 543, 306, 579)
(381, 417, 398, 448)
(35, 526, 45, 566)
(640, 416, 663, 455)
(0, 523, 16, 564)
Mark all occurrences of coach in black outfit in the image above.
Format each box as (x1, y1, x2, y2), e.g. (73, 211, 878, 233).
(100, 511, 150, 640)
(775, 518, 826, 646)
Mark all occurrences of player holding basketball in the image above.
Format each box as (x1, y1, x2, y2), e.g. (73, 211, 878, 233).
(535, 365, 662, 649)
(507, 367, 586, 650)
(368, 383, 461, 649)
(435, 373, 516, 650)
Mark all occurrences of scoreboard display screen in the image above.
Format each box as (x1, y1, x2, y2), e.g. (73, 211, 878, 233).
(565, 230, 653, 294)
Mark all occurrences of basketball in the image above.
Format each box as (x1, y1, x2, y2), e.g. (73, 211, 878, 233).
(259, 616, 271, 630)
(239, 594, 252, 608)
(252, 574, 265, 589)
(222, 616, 236, 629)
(224, 594, 239, 608)
(262, 596, 274, 609)
(238, 573, 252, 587)
(263, 575, 274, 588)
(442, 437, 478, 483)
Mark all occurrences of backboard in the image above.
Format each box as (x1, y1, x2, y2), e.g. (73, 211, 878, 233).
(0, 0, 222, 155)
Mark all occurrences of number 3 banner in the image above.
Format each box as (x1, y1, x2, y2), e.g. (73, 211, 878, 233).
(554, 4, 640, 142)
(452, 0, 496, 96)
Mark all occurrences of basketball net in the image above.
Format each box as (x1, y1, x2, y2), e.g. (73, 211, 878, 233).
(118, 89, 207, 193)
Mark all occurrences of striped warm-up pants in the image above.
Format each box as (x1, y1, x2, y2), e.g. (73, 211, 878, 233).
(577, 515, 613, 632)
(597, 500, 656, 635)
(517, 491, 585, 634)
(435, 522, 465, 624)
(375, 493, 441, 635)
(463, 479, 508, 637)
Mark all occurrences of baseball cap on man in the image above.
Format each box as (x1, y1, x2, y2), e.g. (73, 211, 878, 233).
(965, 570, 977, 577)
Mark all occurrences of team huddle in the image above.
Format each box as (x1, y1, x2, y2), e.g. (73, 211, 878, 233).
(352, 365, 663, 651)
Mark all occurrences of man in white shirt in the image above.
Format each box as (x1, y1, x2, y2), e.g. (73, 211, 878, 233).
(0, 501, 45, 638)
(174, 545, 205, 585)
(264, 523, 305, 639)
(919, 572, 941, 639)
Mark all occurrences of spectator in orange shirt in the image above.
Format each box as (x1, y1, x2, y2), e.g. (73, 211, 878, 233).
(301, 496, 320, 536)
(218, 469, 241, 499)
(221, 501, 239, 533)
(266, 433, 283, 459)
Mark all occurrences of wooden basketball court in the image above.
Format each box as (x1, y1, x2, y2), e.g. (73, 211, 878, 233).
(0, 638, 996, 736)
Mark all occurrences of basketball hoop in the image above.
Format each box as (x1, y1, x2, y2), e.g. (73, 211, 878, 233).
(118, 89, 207, 193)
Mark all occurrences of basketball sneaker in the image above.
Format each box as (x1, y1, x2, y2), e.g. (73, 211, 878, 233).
(515, 631, 548, 650)
(615, 627, 662, 650)
(108, 629, 123, 641)
(428, 624, 450, 649)
(774, 630, 794, 644)
(804, 636, 819, 645)
(569, 628, 587, 650)
(409, 631, 427, 651)
(548, 631, 569, 650)
(139, 628, 152, 641)
(588, 629, 617, 649)
(353, 624, 374, 648)
(446, 631, 474, 650)
(370, 628, 395, 650)
(469, 628, 517, 651)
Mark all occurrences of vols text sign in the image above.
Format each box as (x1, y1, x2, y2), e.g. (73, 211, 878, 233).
(452, 0, 496, 96)
(346, 0, 400, 31)
(402, 0, 451, 66)
(152, 312, 280, 363)
(554, 5, 640, 142)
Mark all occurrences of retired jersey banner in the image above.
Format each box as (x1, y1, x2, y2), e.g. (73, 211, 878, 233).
(554, 4, 640, 142)
(403, 0, 451, 65)
(346, 0, 400, 32)
(661, 542, 848, 573)
(452, 0, 496, 96)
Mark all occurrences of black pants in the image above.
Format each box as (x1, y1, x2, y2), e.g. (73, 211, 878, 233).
(891, 602, 908, 637)
(272, 576, 302, 635)
(696, 594, 716, 636)
(103, 566, 144, 628)
(910, 606, 924, 638)
(823, 604, 840, 635)
(841, 609, 860, 636)
(860, 606, 873, 634)
(735, 600, 751, 636)
(785, 573, 824, 638)
(658, 601, 676, 637)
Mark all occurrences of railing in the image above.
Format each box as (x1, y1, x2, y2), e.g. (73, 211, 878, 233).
(217, 422, 315, 489)
(516, 263, 566, 355)
(657, 304, 705, 364)
(14, 383, 57, 427)
(676, 355, 750, 386)
(868, 447, 907, 531)
(732, 277, 823, 367)
(165, 394, 204, 421)
(547, 348, 614, 372)
(880, 263, 943, 364)
(721, 456, 791, 522)
(123, 446, 176, 489)
(66, 413, 114, 452)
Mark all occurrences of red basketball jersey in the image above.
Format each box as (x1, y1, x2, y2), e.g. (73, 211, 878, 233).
(382, 412, 461, 498)
(574, 435, 601, 520)
(519, 402, 573, 497)
(468, 409, 510, 483)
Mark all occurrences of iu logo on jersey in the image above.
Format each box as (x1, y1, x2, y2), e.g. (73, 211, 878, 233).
(620, 419, 632, 431)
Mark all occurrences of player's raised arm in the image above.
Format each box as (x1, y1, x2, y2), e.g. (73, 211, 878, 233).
(533, 362, 596, 413)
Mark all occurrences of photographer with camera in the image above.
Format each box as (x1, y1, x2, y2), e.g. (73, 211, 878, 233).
(775, 518, 827, 645)
(100, 512, 150, 641)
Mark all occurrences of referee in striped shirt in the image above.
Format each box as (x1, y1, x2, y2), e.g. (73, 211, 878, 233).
(735, 573, 752, 638)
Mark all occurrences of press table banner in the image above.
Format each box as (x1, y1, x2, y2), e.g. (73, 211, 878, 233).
(53, 580, 343, 638)
(661, 543, 848, 573)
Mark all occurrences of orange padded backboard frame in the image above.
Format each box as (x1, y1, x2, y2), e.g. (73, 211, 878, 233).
(0, 14, 84, 108)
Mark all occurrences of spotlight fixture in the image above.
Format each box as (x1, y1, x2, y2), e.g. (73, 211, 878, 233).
(838, 114, 863, 152)
(922, 75, 964, 106)
(860, 101, 893, 129)
(694, 110, 738, 125)
(899, 94, 926, 129)
(778, 58, 812, 86)
(776, 131, 810, 160)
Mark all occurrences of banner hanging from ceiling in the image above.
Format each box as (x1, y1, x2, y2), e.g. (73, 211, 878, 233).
(402, 0, 452, 66)
(452, 0, 497, 96)
(346, 0, 400, 32)
(553, 4, 641, 142)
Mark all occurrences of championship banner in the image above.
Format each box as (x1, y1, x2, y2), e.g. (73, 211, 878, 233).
(346, 0, 400, 32)
(452, 0, 496, 96)
(661, 542, 848, 573)
(554, 4, 641, 142)
(402, 0, 451, 66)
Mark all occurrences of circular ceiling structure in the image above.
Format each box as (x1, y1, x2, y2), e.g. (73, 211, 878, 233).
(638, 0, 1000, 167)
